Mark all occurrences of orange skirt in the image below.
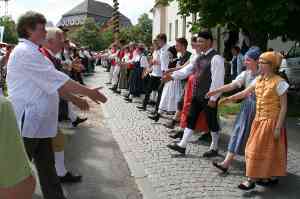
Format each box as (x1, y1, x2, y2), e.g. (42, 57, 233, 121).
(180, 75, 208, 132)
(245, 119, 287, 178)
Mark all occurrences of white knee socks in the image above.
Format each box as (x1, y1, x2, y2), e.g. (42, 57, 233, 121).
(55, 151, 67, 177)
(178, 128, 194, 148)
(210, 132, 220, 151)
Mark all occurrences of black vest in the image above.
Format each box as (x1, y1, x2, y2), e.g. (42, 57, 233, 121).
(193, 49, 218, 100)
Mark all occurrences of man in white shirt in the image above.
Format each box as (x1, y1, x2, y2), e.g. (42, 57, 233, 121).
(7, 12, 107, 199)
(149, 33, 170, 117)
(167, 31, 225, 158)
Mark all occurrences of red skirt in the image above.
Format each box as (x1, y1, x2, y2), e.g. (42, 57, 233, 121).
(180, 75, 209, 132)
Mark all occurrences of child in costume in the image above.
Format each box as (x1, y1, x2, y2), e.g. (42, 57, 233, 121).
(221, 51, 288, 190)
(207, 47, 261, 173)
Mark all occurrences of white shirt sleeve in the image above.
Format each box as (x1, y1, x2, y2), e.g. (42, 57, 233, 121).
(209, 55, 225, 101)
(20, 51, 70, 95)
(171, 61, 194, 80)
(140, 56, 149, 68)
(276, 80, 289, 96)
(160, 49, 169, 72)
(232, 71, 246, 88)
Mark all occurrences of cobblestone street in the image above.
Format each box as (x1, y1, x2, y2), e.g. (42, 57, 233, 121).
(90, 67, 300, 199)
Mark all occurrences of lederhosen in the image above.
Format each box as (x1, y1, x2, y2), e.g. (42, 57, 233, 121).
(186, 50, 220, 132)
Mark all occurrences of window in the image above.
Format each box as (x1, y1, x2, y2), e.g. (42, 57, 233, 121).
(175, 19, 178, 39)
(182, 16, 186, 38)
(169, 23, 172, 42)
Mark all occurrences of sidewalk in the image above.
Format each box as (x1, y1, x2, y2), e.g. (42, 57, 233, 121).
(32, 90, 142, 199)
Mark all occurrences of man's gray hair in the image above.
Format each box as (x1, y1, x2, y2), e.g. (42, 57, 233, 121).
(45, 27, 63, 41)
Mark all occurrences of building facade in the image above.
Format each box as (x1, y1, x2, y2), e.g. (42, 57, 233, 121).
(152, 1, 294, 54)
(57, 0, 132, 32)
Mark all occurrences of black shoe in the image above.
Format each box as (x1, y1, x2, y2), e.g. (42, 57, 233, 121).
(148, 114, 160, 122)
(203, 149, 218, 158)
(137, 105, 146, 111)
(72, 117, 88, 127)
(167, 143, 186, 154)
(198, 132, 212, 143)
(212, 161, 228, 173)
(125, 98, 133, 103)
(256, 178, 279, 186)
(169, 130, 184, 139)
(59, 172, 82, 184)
(114, 90, 121, 94)
(163, 119, 177, 129)
(238, 180, 256, 190)
(109, 86, 117, 91)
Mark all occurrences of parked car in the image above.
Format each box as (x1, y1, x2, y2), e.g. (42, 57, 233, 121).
(280, 42, 300, 90)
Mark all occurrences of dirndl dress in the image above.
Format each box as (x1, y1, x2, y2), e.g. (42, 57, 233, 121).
(129, 56, 144, 97)
(227, 93, 256, 155)
(159, 79, 183, 112)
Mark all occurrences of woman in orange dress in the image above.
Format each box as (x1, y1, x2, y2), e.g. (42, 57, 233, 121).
(220, 51, 288, 190)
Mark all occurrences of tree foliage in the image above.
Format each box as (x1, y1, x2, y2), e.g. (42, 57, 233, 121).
(168, 0, 300, 47)
(0, 16, 18, 44)
(119, 13, 153, 46)
(69, 17, 104, 51)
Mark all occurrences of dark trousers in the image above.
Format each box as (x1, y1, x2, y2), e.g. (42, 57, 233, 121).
(23, 137, 66, 199)
(154, 82, 165, 113)
(187, 97, 220, 132)
(143, 76, 161, 107)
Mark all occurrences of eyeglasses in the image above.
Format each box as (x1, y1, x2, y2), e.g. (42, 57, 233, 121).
(258, 61, 271, 65)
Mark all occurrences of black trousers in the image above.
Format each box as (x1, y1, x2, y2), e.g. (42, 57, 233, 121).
(154, 82, 165, 113)
(23, 137, 66, 199)
(143, 76, 161, 107)
(187, 97, 220, 132)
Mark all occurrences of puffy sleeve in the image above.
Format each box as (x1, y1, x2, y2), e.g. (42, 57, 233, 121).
(232, 71, 247, 88)
(276, 80, 289, 96)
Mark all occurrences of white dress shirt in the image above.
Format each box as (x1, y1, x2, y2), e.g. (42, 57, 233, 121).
(6, 39, 69, 138)
(159, 44, 170, 72)
(171, 48, 224, 101)
(133, 54, 149, 68)
(171, 53, 199, 80)
(206, 48, 225, 101)
(151, 50, 162, 77)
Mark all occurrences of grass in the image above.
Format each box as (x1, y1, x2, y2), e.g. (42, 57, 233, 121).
(219, 100, 300, 118)
(219, 102, 241, 118)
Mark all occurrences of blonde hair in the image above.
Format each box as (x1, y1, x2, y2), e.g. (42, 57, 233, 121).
(45, 27, 63, 41)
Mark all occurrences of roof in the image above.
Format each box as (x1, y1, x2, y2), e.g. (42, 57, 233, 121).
(62, 0, 131, 23)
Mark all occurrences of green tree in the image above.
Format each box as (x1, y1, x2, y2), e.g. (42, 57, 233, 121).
(168, 0, 300, 49)
(119, 13, 153, 46)
(0, 16, 18, 44)
(69, 17, 103, 50)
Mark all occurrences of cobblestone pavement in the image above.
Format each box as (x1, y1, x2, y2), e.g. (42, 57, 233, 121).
(88, 67, 300, 199)
(33, 79, 142, 199)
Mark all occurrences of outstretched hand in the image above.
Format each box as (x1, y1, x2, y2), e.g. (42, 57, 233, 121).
(218, 97, 232, 106)
(206, 90, 219, 98)
(87, 87, 107, 104)
(162, 73, 173, 82)
(73, 97, 90, 111)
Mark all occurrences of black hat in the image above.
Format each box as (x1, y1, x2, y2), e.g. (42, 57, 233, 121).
(198, 31, 213, 41)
